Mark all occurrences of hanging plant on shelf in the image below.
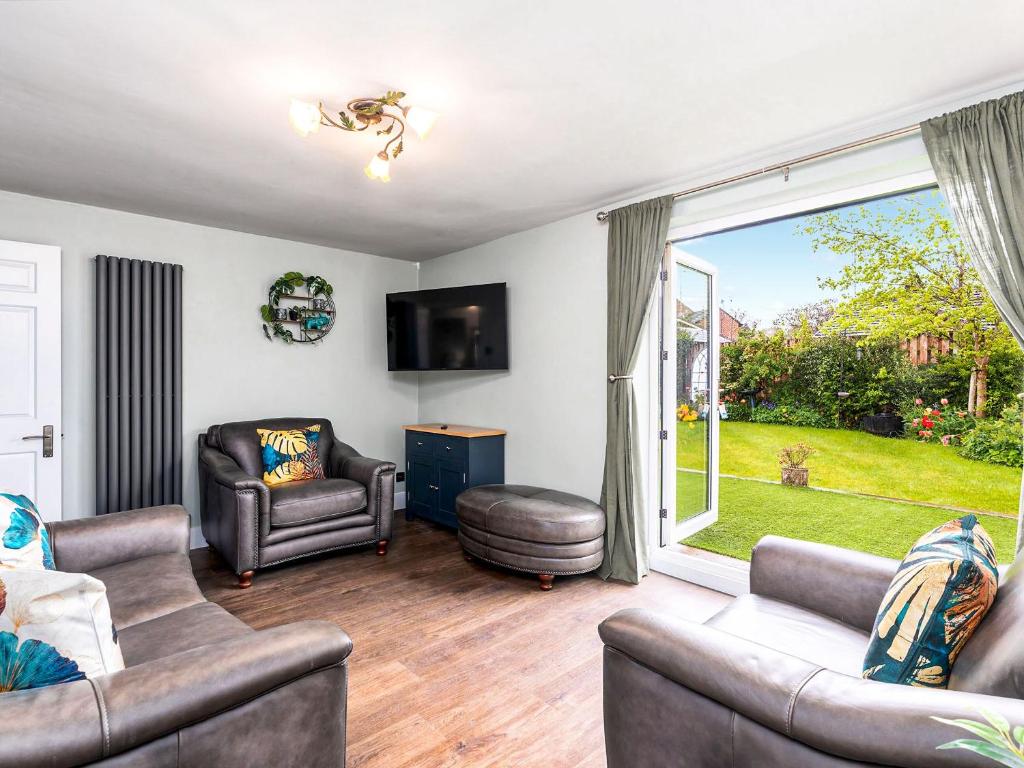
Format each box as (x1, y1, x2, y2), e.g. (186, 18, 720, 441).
(260, 271, 335, 344)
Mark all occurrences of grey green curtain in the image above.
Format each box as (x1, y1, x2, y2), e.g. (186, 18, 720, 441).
(921, 90, 1024, 551)
(600, 196, 674, 583)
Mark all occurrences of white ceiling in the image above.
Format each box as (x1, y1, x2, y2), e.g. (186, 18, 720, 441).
(1, 1, 1022, 261)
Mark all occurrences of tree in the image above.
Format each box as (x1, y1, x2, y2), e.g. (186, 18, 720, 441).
(774, 300, 835, 334)
(801, 191, 1014, 417)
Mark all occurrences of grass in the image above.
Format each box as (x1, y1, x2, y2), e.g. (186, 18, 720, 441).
(678, 420, 1020, 515)
(681, 475, 1019, 563)
(674, 420, 1021, 563)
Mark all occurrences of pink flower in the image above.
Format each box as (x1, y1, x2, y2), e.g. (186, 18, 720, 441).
(912, 418, 921, 427)
(940, 435, 953, 446)
(940, 398, 949, 406)
(915, 398, 923, 405)
(918, 429, 926, 437)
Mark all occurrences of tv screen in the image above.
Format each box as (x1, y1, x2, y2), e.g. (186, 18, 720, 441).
(386, 283, 509, 371)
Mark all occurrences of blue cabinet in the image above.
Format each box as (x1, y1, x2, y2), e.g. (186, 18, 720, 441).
(403, 425, 505, 529)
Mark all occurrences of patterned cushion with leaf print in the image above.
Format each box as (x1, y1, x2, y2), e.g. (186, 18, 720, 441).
(257, 424, 326, 487)
(0, 569, 125, 692)
(0, 492, 54, 571)
(863, 514, 998, 688)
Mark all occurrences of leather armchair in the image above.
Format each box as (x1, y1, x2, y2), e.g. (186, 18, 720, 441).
(198, 417, 395, 587)
(600, 535, 1024, 768)
(0, 505, 352, 768)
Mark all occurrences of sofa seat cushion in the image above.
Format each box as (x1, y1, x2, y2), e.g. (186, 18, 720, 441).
(707, 594, 869, 676)
(118, 602, 252, 666)
(89, 553, 205, 629)
(270, 478, 366, 528)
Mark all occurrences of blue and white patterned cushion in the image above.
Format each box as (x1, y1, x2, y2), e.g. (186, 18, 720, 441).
(0, 493, 54, 571)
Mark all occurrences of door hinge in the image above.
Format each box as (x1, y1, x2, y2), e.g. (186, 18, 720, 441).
(661, 350, 668, 361)
(658, 429, 668, 440)
(659, 508, 668, 519)
(659, 269, 668, 282)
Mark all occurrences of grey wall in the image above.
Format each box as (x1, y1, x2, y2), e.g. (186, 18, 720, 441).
(0, 190, 418, 539)
(417, 212, 608, 500)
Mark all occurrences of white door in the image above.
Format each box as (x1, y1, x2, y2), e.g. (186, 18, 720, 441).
(0, 241, 61, 521)
(660, 246, 720, 547)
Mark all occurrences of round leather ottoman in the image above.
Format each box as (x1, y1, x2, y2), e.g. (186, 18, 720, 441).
(456, 484, 605, 590)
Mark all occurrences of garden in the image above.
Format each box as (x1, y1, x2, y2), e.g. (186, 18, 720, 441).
(674, 190, 1024, 563)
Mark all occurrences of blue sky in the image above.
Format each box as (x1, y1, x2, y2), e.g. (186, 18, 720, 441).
(676, 188, 948, 328)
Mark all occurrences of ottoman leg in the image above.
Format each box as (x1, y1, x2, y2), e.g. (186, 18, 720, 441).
(538, 574, 554, 591)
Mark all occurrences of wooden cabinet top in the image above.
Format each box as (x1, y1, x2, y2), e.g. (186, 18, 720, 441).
(403, 423, 506, 438)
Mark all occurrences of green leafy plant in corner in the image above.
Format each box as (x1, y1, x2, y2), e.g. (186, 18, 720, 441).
(932, 709, 1024, 766)
(259, 271, 334, 344)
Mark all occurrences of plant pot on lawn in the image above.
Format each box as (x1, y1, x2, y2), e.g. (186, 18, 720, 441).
(779, 442, 814, 487)
(781, 466, 809, 486)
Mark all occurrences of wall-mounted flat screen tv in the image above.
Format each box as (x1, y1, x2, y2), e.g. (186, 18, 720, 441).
(386, 282, 509, 371)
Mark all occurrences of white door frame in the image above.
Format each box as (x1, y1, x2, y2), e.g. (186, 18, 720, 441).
(646, 170, 938, 595)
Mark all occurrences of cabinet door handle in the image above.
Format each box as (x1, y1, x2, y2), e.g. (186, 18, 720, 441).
(428, 484, 439, 491)
(445, 445, 452, 451)
(416, 441, 424, 446)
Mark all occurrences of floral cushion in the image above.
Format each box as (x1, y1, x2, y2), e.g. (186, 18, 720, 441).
(257, 424, 326, 487)
(863, 514, 998, 688)
(0, 493, 54, 571)
(0, 568, 124, 692)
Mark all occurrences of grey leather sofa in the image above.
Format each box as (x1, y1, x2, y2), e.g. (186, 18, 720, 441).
(198, 417, 396, 587)
(0, 504, 351, 768)
(600, 535, 1024, 767)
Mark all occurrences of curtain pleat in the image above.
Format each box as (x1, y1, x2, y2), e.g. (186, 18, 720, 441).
(600, 196, 674, 583)
(95, 255, 183, 515)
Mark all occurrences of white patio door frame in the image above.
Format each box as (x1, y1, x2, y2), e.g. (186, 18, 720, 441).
(647, 170, 938, 595)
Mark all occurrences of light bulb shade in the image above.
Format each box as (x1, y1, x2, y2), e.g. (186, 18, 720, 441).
(364, 153, 391, 182)
(403, 105, 439, 139)
(289, 99, 322, 137)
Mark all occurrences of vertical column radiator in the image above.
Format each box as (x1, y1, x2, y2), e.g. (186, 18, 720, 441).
(95, 255, 183, 515)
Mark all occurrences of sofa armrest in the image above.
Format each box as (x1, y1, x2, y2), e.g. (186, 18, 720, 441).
(334, 445, 396, 542)
(99, 621, 351, 759)
(600, 607, 1024, 768)
(199, 441, 268, 496)
(47, 505, 190, 573)
(750, 535, 899, 631)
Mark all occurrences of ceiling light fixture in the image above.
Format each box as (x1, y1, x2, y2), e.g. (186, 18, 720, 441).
(289, 90, 438, 182)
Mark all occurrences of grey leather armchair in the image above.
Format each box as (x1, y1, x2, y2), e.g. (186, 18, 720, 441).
(198, 417, 396, 587)
(600, 535, 1024, 767)
(0, 504, 351, 768)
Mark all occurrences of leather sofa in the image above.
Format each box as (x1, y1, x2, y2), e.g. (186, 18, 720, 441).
(600, 535, 1024, 767)
(198, 417, 396, 587)
(0, 504, 352, 768)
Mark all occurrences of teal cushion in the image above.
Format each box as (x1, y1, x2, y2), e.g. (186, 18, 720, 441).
(0, 493, 54, 571)
(863, 514, 998, 687)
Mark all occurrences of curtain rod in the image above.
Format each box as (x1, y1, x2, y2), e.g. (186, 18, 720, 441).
(595, 123, 922, 222)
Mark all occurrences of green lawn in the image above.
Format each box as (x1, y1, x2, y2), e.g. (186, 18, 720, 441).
(679, 421, 1020, 515)
(682, 475, 1019, 563)
(675, 420, 1021, 563)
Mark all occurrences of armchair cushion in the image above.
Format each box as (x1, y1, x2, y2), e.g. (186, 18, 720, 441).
(0, 493, 54, 570)
(706, 594, 868, 676)
(269, 478, 367, 527)
(258, 424, 326, 486)
(864, 514, 998, 688)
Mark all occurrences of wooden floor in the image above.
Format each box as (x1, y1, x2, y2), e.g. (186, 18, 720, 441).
(191, 516, 732, 768)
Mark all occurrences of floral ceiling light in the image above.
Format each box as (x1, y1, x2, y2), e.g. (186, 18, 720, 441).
(289, 90, 438, 182)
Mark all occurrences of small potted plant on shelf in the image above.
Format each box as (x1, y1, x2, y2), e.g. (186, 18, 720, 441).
(779, 443, 814, 487)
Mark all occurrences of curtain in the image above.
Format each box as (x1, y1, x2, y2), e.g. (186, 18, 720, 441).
(95, 256, 184, 515)
(921, 90, 1024, 551)
(600, 196, 674, 583)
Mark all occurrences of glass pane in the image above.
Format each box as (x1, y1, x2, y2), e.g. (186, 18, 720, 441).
(675, 260, 711, 523)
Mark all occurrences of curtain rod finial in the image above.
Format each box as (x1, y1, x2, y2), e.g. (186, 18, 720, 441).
(596, 211, 609, 222)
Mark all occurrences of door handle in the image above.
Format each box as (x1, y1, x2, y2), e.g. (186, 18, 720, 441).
(428, 484, 439, 491)
(22, 425, 54, 458)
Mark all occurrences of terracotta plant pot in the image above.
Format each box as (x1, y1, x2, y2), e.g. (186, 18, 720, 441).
(781, 466, 809, 487)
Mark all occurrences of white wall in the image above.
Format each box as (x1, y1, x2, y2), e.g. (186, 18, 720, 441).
(0, 190, 419, 539)
(417, 212, 608, 501)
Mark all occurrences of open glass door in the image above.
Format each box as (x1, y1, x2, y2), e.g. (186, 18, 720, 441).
(660, 244, 720, 547)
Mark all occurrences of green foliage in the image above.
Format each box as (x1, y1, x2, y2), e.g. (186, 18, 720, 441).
(260, 272, 334, 344)
(750, 404, 831, 429)
(957, 406, 1023, 468)
(933, 709, 1024, 767)
(720, 328, 793, 395)
(380, 90, 406, 106)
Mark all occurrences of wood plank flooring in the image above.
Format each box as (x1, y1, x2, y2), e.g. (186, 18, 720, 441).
(191, 515, 732, 768)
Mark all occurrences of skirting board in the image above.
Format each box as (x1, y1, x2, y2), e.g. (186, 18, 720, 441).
(189, 490, 408, 549)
